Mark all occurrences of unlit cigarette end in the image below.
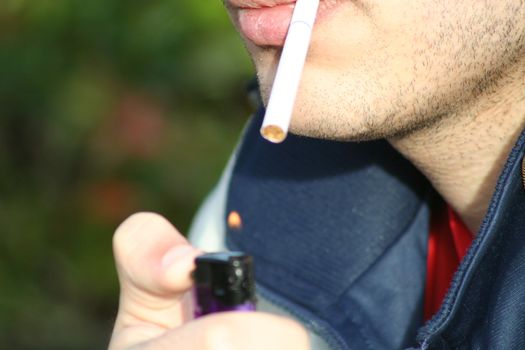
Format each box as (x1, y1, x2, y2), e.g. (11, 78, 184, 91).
(260, 0, 320, 144)
(261, 125, 286, 144)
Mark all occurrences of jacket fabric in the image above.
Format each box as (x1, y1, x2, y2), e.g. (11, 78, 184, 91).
(192, 107, 525, 349)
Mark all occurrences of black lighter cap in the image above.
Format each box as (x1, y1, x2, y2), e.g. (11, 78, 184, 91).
(194, 252, 255, 306)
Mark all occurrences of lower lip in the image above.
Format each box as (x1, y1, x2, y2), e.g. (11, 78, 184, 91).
(238, 4, 295, 47)
(237, 2, 338, 47)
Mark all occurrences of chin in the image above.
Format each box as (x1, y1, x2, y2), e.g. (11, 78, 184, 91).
(286, 109, 387, 142)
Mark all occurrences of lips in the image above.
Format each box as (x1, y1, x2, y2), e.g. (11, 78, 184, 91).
(228, 0, 296, 9)
(228, 0, 342, 47)
(237, 3, 296, 46)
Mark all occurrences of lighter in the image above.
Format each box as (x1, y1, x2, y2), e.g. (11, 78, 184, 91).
(193, 252, 256, 318)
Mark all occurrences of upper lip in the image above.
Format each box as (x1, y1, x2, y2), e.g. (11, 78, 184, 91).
(226, 0, 296, 9)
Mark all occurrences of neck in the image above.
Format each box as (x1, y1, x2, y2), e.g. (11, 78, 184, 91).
(389, 64, 525, 234)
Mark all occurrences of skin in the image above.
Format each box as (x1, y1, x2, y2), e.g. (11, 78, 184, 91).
(229, 0, 525, 231)
(109, 213, 309, 350)
(110, 1, 525, 349)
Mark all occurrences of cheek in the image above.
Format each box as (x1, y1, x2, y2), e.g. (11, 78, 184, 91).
(308, 5, 377, 68)
(310, 1, 479, 93)
(305, 2, 432, 81)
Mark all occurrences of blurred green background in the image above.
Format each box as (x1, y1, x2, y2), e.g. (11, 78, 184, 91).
(0, 0, 254, 348)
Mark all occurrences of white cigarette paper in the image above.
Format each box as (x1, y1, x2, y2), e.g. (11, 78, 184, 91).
(260, 0, 320, 143)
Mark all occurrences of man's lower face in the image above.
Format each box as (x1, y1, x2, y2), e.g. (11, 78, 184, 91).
(226, 0, 525, 141)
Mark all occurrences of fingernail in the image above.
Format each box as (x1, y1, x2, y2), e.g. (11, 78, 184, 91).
(162, 245, 195, 269)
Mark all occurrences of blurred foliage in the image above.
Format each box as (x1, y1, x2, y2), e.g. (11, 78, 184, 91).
(0, 0, 254, 348)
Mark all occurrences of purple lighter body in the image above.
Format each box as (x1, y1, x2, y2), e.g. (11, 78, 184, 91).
(194, 294, 256, 318)
(193, 252, 256, 318)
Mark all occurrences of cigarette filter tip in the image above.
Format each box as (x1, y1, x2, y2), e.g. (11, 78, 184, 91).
(261, 125, 286, 143)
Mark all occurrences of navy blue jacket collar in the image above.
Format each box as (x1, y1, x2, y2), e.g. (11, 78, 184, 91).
(226, 107, 525, 349)
(418, 124, 525, 349)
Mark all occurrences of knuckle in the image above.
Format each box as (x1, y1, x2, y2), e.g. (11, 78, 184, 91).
(285, 319, 309, 341)
(196, 313, 309, 350)
(202, 320, 236, 350)
(258, 314, 309, 346)
(281, 317, 305, 332)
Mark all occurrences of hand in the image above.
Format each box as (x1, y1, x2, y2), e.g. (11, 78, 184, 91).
(109, 212, 310, 350)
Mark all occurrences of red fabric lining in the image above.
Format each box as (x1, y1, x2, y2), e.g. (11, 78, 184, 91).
(424, 202, 473, 321)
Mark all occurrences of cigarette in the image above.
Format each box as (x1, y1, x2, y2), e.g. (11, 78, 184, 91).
(260, 0, 320, 143)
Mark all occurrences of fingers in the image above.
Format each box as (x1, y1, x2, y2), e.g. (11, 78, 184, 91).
(112, 212, 201, 334)
(110, 215, 310, 350)
(140, 312, 310, 350)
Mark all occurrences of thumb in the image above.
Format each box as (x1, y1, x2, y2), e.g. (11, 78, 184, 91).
(111, 212, 201, 341)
